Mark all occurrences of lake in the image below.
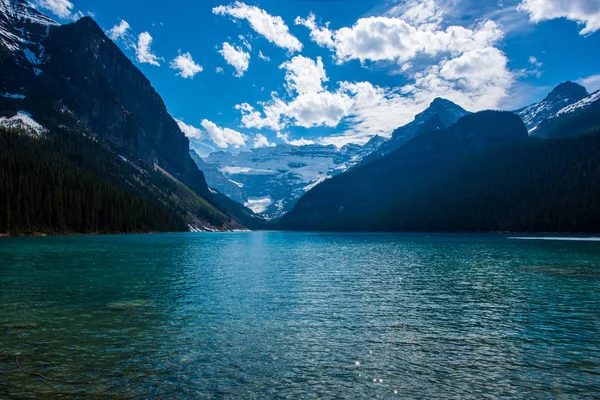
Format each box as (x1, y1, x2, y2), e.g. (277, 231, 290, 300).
(1, 233, 599, 399)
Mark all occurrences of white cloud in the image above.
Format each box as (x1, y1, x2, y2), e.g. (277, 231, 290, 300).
(176, 118, 203, 139)
(277, 132, 315, 146)
(518, 0, 600, 35)
(170, 52, 203, 79)
(136, 32, 161, 66)
(238, 49, 512, 146)
(107, 19, 130, 41)
(201, 120, 247, 148)
(213, 2, 303, 52)
(216, 67, 224, 74)
(252, 133, 275, 148)
(240, 4, 514, 147)
(236, 56, 353, 130)
(387, 0, 444, 31)
(258, 51, 271, 62)
(280, 55, 328, 94)
(178, 118, 248, 149)
(239, 35, 252, 51)
(578, 74, 600, 93)
(296, 13, 503, 65)
(219, 42, 250, 77)
(35, 0, 75, 19)
(528, 56, 542, 68)
(295, 13, 335, 48)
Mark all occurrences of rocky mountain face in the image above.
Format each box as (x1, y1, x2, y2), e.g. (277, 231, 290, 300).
(359, 98, 470, 165)
(199, 138, 387, 219)
(516, 81, 589, 133)
(0, 1, 260, 231)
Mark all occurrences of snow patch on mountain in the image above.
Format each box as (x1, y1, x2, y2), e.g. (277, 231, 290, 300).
(203, 141, 386, 219)
(0, 111, 46, 134)
(556, 90, 600, 117)
(1, 92, 25, 99)
(244, 196, 273, 214)
(517, 82, 589, 133)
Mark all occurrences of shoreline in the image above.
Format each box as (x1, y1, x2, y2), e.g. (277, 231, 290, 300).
(2, 230, 600, 239)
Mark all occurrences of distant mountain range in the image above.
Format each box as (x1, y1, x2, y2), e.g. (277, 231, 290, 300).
(2, 0, 600, 234)
(280, 83, 600, 232)
(193, 97, 471, 220)
(195, 137, 386, 219)
(0, 0, 264, 234)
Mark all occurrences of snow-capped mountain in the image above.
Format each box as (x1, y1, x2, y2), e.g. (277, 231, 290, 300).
(516, 81, 589, 133)
(199, 138, 387, 219)
(359, 97, 470, 165)
(529, 88, 600, 139)
(0, 0, 57, 84)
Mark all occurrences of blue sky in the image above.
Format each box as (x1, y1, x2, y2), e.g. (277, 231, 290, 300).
(36, 0, 600, 156)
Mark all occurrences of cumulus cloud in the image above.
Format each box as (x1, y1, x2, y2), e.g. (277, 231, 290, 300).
(178, 118, 247, 148)
(213, 2, 303, 52)
(236, 56, 353, 131)
(238, 2, 514, 147)
(176, 118, 203, 139)
(136, 32, 161, 66)
(518, 0, 600, 35)
(201, 120, 247, 148)
(295, 12, 503, 65)
(107, 19, 130, 41)
(252, 133, 275, 148)
(219, 42, 250, 77)
(170, 52, 203, 79)
(35, 0, 76, 19)
(238, 48, 513, 147)
(280, 56, 328, 94)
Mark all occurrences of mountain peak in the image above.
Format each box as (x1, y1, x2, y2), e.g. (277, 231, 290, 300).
(544, 81, 588, 103)
(517, 81, 590, 132)
(430, 97, 455, 107)
(415, 97, 469, 127)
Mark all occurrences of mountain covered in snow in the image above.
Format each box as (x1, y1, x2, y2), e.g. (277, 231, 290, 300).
(359, 97, 470, 165)
(198, 137, 387, 219)
(516, 81, 589, 133)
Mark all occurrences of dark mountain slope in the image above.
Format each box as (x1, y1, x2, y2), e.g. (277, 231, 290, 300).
(31, 16, 209, 197)
(378, 129, 600, 232)
(280, 111, 529, 231)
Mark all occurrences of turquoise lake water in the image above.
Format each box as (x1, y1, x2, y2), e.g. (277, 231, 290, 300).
(1, 232, 599, 399)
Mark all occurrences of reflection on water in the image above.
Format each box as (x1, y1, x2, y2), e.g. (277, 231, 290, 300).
(1, 233, 599, 399)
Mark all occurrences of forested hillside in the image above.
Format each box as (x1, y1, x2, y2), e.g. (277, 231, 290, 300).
(0, 126, 228, 235)
(280, 112, 600, 233)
